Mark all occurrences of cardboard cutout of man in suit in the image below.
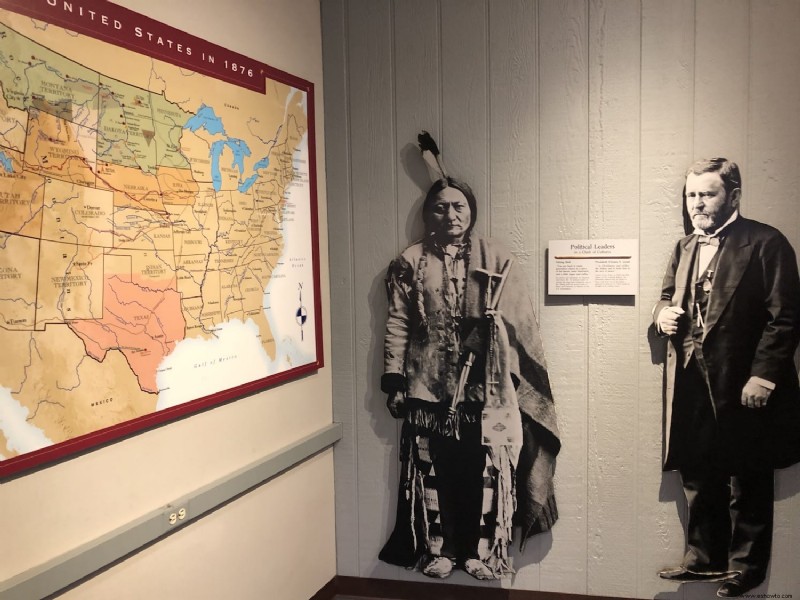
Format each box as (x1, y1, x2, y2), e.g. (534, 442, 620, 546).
(654, 158, 800, 598)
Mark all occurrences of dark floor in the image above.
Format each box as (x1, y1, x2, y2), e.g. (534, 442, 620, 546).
(320, 576, 604, 600)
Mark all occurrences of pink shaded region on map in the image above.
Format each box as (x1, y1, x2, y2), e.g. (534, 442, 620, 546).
(70, 274, 186, 393)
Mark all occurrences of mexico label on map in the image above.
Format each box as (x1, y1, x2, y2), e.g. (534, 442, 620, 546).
(0, 0, 322, 476)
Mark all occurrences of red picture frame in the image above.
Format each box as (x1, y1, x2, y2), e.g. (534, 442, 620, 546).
(0, 0, 324, 478)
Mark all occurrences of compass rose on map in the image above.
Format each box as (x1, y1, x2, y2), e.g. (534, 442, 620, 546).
(296, 283, 308, 341)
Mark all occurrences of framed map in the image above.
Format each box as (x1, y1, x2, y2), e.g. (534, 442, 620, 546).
(0, 0, 323, 478)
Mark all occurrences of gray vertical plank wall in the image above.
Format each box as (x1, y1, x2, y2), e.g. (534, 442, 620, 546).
(586, 1, 641, 596)
(748, 3, 800, 596)
(638, 1, 695, 596)
(322, 0, 800, 597)
(441, 0, 490, 237)
(536, 1, 590, 593)
(343, 0, 398, 579)
(488, 1, 540, 304)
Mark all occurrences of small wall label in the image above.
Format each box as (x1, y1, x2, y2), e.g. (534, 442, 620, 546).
(548, 239, 638, 295)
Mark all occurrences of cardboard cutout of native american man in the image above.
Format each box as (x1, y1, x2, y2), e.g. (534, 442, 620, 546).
(378, 132, 560, 580)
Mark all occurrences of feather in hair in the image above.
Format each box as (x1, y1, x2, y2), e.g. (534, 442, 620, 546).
(417, 130, 448, 180)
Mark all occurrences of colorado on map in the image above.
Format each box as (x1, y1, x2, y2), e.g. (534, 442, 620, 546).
(0, 8, 317, 464)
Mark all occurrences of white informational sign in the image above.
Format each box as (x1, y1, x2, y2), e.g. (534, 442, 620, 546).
(548, 239, 639, 295)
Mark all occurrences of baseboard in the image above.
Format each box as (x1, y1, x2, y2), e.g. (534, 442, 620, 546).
(309, 576, 339, 600)
(310, 575, 625, 600)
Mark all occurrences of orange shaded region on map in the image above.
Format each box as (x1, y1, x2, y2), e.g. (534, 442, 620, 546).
(96, 160, 165, 212)
(24, 109, 96, 187)
(69, 273, 186, 393)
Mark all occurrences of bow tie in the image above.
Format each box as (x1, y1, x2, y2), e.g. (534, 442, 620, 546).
(696, 235, 721, 246)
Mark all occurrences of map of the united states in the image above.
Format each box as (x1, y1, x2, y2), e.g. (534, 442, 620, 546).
(0, 9, 314, 462)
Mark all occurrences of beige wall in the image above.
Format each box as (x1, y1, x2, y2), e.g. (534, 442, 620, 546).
(1, 0, 335, 599)
(323, 0, 800, 597)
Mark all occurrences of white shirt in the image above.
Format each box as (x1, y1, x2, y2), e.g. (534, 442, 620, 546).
(693, 209, 739, 275)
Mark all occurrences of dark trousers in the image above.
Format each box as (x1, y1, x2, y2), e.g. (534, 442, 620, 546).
(680, 467, 773, 582)
(429, 429, 486, 561)
(676, 357, 774, 582)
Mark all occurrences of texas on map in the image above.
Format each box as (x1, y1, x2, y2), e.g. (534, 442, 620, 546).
(0, 8, 310, 462)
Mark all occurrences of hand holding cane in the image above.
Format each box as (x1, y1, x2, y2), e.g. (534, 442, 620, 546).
(444, 259, 513, 437)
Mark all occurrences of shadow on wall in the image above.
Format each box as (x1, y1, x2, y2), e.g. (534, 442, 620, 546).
(777, 462, 800, 500)
(363, 142, 435, 560)
(355, 141, 435, 581)
(400, 141, 431, 243)
(646, 322, 667, 366)
(649, 322, 687, 556)
(656, 470, 691, 592)
(364, 266, 400, 544)
(508, 529, 554, 573)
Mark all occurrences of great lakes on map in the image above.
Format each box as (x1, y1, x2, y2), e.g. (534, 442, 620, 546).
(0, 9, 316, 463)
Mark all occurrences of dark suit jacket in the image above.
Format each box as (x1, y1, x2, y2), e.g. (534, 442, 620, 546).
(654, 216, 800, 471)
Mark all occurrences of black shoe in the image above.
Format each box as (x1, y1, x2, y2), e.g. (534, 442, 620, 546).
(717, 575, 762, 598)
(658, 566, 737, 583)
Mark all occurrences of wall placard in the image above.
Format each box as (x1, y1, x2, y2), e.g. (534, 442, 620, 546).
(548, 239, 638, 295)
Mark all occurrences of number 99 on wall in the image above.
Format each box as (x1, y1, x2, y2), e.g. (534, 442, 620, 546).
(164, 505, 189, 527)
